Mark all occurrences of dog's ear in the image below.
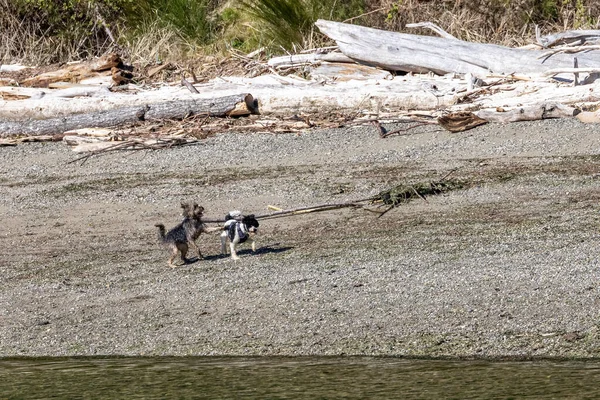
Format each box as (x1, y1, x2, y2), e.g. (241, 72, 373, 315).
(247, 215, 259, 227)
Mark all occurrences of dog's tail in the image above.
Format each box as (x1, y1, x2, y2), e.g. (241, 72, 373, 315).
(155, 223, 166, 242)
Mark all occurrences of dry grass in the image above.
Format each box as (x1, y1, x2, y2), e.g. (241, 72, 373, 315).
(120, 21, 196, 66)
(0, 0, 115, 65)
(2, 0, 600, 66)
(362, 0, 600, 46)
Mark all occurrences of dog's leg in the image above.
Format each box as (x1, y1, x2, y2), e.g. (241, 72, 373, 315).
(180, 244, 189, 264)
(220, 232, 228, 255)
(168, 247, 179, 268)
(251, 238, 256, 253)
(189, 240, 203, 260)
(230, 242, 240, 260)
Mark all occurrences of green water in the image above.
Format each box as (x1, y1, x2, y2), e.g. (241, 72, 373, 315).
(1, 357, 599, 399)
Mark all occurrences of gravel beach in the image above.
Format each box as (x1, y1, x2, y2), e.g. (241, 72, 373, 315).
(1, 118, 599, 358)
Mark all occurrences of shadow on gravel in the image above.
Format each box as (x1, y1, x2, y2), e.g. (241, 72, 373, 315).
(184, 244, 294, 263)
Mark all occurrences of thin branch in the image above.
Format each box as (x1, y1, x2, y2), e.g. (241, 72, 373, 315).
(343, 7, 387, 24)
(181, 76, 199, 94)
(406, 22, 457, 40)
(410, 185, 428, 202)
(380, 122, 435, 138)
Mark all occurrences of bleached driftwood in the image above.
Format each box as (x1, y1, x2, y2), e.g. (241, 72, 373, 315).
(3, 69, 596, 133)
(0, 93, 256, 136)
(315, 19, 600, 76)
(268, 52, 354, 68)
(310, 62, 391, 81)
(475, 103, 578, 123)
(0, 85, 111, 100)
(19, 53, 125, 88)
(0, 64, 32, 72)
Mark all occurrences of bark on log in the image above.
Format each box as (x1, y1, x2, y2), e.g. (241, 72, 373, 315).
(0, 93, 257, 137)
(315, 20, 600, 76)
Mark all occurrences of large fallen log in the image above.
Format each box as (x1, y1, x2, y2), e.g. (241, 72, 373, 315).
(0, 93, 257, 137)
(315, 20, 600, 76)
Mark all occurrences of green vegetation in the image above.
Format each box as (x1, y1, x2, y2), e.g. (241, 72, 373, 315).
(238, 0, 364, 50)
(0, 0, 599, 65)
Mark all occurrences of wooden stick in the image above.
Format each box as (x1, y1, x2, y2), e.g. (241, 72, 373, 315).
(410, 185, 428, 202)
(181, 77, 199, 94)
(255, 201, 371, 220)
(381, 122, 435, 138)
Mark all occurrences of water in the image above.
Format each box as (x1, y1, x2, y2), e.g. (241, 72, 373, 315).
(1, 357, 599, 399)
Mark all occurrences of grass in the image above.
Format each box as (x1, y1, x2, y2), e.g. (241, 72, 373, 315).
(237, 0, 365, 50)
(1, 1, 600, 70)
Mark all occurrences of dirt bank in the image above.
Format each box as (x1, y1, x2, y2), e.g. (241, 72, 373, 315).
(1, 118, 599, 358)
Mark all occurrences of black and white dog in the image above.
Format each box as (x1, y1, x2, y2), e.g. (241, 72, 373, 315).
(220, 211, 259, 260)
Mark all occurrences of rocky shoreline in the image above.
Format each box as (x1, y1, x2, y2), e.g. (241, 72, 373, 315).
(1, 118, 599, 358)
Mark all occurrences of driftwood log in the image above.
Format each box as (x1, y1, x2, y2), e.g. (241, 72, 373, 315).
(315, 20, 600, 76)
(268, 52, 354, 69)
(476, 103, 579, 123)
(0, 93, 257, 137)
(20, 54, 125, 88)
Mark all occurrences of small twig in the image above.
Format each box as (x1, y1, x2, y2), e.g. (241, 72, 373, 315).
(406, 22, 457, 40)
(371, 120, 386, 138)
(376, 205, 395, 219)
(538, 44, 600, 59)
(438, 167, 459, 182)
(410, 185, 428, 203)
(343, 7, 387, 23)
(350, 94, 372, 120)
(380, 122, 434, 138)
(67, 141, 133, 165)
(181, 76, 199, 94)
(189, 69, 198, 84)
(535, 25, 544, 48)
(94, 5, 116, 45)
(66, 137, 201, 165)
(300, 46, 338, 54)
